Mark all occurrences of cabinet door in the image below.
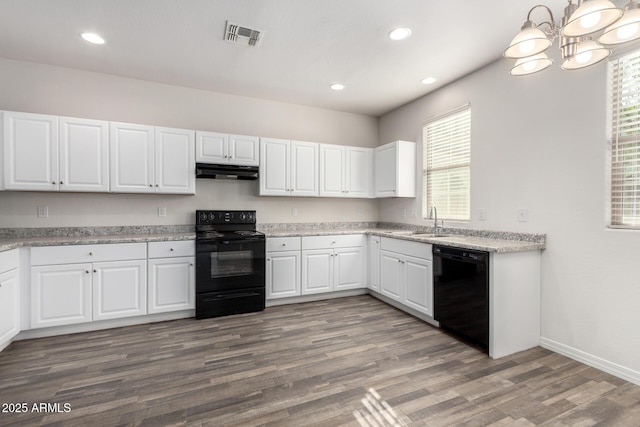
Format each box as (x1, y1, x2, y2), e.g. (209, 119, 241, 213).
(59, 117, 109, 192)
(319, 144, 344, 197)
(3, 111, 59, 191)
(346, 147, 372, 198)
(148, 257, 195, 314)
(380, 250, 402, 301)
(229, 134, 259, 166)
(334, 247, 364, 290)
(196, 131, 228, 164)
(375, 143, 396, 197)
(110, 122, 155, 193)
(0, 269, 19, 345)
(266, 251, 301, 299)
(31, 263, 92, 328)
(155, 127, 195, 194)
(291, 141, 319, 196)
(403, 255, 433, 316)
(259, 138, 290, 196)
(93, 260, 147, 321)
(368, 236, 381, 291)
(301, 249, 332, 294)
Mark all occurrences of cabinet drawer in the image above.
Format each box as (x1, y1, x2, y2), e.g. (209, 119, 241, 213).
(302, 234, 364, 250)
(381, 237, 432, 260)
(267, 237, 301, 252)
(31, 243, 147, 266)
(0, 249, 19, 273)
(148, 240, 195, 258)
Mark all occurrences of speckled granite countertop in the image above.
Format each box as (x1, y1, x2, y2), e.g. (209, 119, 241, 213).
(262, 225, 546, 254)
(0, 223, 545, 254)
(0, 226, 195, 253)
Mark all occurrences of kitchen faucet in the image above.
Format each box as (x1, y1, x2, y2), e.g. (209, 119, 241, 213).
(429, 206, 442, 234)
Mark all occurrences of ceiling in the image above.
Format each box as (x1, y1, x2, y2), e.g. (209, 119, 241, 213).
(0, 0, 570, 117)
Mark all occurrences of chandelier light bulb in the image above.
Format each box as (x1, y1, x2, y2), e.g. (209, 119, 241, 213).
(580, 11, 602, 29)
(519, 39, 536, 55)
(523, 60, 538, 72)
(618, 22, 640, 39)
(575, 50, 594, 64)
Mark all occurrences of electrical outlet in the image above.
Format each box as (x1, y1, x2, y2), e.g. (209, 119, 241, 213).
(291, 208, 298, 217)
(37, 206, 48, 218)
(478, 208, 486, 221)
(518, 208, 528, 222)
(357, 207, 364, 217)
(158, 207, 167, 217)
(402, 208, 407, 218)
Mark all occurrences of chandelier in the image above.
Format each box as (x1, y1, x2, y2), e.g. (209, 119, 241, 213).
(505, 0, 640, 75)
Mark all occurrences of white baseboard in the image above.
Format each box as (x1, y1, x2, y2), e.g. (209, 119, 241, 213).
(540, 337, 640, 386)
(266, 289, 367, 307)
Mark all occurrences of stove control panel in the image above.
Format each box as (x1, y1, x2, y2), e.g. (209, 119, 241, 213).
(196, 210, 256, 225)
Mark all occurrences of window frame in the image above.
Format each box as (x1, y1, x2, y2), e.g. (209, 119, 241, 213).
(422, 104, 471, 222)
(608, 49, 640, 229)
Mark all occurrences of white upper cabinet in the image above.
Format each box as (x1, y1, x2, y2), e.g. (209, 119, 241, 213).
(260, 138, 318, 196)
(110, 122, 155, 193)
(155, 127, 195, 194)
(59, 117, 109, 192)
(374, 140, 416, 198)
(319, 144, 372, 198)
(196, 131, 259, 166)
(110, 123, 195, 194)
(3, 111, 59, 191)
(290, 141, 318, 196)
(3, 112, 110, 193)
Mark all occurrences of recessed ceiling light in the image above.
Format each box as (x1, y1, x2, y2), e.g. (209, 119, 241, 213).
(330, 83, 345, 91)
(389, 27, 412, 41)
(421, 77, 437, 85)
(81, 32, 105, 45)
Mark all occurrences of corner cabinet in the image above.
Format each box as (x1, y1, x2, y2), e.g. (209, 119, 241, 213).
(2, 112, 110, 193)
(375, 140, 416, 198)
(301, 235, 365, 295)
(110, 123, 195, 194)
(379, 237, 433, 316)
(259, 138, 318, 196)
(319, 144, 373, 198)
(196, 131, 259, 166)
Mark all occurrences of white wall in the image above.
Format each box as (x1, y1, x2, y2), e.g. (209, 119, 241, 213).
(378, 55, 640, 380)
(0, 58, 379, 227)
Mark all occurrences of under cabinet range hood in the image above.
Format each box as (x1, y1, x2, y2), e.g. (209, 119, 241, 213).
(196, 163, 259, 180)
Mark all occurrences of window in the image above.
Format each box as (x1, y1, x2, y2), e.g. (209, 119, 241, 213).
(422, 105, 471, 221)
(610, 50, 640, 228)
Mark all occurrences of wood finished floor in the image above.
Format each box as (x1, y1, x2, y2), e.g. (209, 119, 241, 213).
(1, 295, 639, 427)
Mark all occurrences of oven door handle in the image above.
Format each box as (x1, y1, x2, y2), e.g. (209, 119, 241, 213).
(202, 292, 262, 302)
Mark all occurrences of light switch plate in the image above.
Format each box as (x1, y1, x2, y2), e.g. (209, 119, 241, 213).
(478, 208, 486, 221)
(37, 206, 48, 218)
(158, 207, 167, 217)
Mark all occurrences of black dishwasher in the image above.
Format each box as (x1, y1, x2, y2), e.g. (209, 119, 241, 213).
(433, 245, 489, 351)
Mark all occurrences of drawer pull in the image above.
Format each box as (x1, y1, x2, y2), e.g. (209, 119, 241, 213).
(282, 243, 286, 246)
(93, 269, 97, 273)
(85, 270, 90, 274)
(170, 248, 174, 251)
(89, 252, 93, 256)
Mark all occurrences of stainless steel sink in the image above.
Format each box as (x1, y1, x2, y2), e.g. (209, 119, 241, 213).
(386, 230, 418, 235)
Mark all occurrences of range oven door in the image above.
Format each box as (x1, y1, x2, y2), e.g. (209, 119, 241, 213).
(196, 237, 265, 294)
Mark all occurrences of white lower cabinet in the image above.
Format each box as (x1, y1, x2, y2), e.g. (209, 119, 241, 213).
(93, 260, 147, 321)
(147, 241, 195, 314)
(31, 263, 92, 328)
(379, 237, 433, 316)
(301, 235, 364, 295)
(368, 235, 381, 291)
(30, 243, 147, 328)
(266, 237, 301, 299)
(0, 249, 20, 347)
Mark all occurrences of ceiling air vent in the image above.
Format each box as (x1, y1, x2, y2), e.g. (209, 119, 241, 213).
(224, 21, 263, 47)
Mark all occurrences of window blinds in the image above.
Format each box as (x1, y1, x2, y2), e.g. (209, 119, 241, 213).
(610, 50, 640, 228)
(423, 106, 471, 221)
